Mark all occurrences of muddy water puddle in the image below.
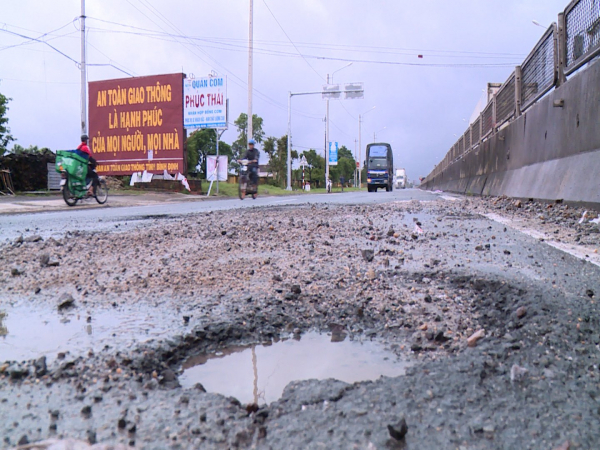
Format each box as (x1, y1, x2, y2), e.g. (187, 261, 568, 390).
(180, 332, 410, 405)
(0, 302, 186, 362)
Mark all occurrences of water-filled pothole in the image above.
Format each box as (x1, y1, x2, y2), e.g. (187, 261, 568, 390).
(179, 332, 410, 405)
(0, 302, 187, 362)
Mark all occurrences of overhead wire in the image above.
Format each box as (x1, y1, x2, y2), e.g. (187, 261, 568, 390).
(0, 28, 79, 65)
(261, 0, 325, 82)
(0, 19, 79, 52)
(128, 0, 301, 116)
(86, 37, 138, 77)
(87, 63, 133, 77)
(81, 18, 525, 59)
(89, 5, 324, 120)
(84, 24, 521, 66)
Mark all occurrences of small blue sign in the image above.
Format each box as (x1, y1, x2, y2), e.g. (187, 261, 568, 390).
(329, 141, 338, 166)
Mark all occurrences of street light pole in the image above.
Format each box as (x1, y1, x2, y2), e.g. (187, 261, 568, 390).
(247, 0, 254, 146)
(325, 62, 352, 191)
(354, 138, 358, 187)
(287, 91, 292, 190)
(288, 90, 334, 192)
(80, 0, 87, 136)
(373, 126, 386, 142)
(325, 74, 330, 188)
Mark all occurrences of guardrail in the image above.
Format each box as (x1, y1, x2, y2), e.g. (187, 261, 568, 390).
(424, 0, 600, 185)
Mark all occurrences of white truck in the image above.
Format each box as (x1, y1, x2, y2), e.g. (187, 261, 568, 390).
(394, 168, 407, 189)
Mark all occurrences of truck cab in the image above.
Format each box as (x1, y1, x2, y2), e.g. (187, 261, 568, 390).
(366, 143, 394, 192)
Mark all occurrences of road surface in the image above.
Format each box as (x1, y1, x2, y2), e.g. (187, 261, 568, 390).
(1, 189, 599, 449)
(0, 188, 439, 241)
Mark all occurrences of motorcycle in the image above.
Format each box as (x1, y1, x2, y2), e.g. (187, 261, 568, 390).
(55, 150, 109, 207)
(238, 159, 258, 200)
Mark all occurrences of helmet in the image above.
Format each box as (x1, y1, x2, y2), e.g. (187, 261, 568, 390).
(81, 134, 89, 141)
(248, 139, 256, 145)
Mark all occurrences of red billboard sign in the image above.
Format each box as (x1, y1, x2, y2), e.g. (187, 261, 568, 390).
(88, 73, 185, 176)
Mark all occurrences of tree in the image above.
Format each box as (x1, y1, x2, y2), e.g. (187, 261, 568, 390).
(11, 144, 43, 155)
(264, 135, 297, 187)
(231, 113, 265, 171)
(186, 129, 232, 178)
(329, 145, 356, 184)
(0, 93, 15, 156)
(301, 149, 325, 185)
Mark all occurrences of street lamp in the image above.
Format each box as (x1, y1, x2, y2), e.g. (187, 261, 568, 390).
(358, 106, 375, 188)
(532, 20, 547, 28)
(373, 126, 386, 142)
(330, 62, 352, 84)
(325, 62, 353, 191)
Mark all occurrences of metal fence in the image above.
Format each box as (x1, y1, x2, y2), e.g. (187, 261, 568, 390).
(481, 101, 494, 138)
(521, 25, 557, 110)
(565, 0, 600, 74)
(495, 73, 516, 126)
(424, 0, 600, 184)
(471, 117, 481, 145)
(464, 129, 471, 152)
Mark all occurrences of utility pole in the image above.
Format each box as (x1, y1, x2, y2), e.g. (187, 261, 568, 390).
(358, 114, 362, 188)
(288, 81, 362, 191)
(354, 138, 358, 187)
(324, 63, 352, 191)
(286, 92, 291, 190)
(325, 74, 330, 188)
(216, 128, 220, 195)
(247, 0, 254, 147)
(80, 0, 87, 136)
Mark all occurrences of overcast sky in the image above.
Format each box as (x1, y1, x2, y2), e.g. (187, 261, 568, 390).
(1, 0, 568, 180)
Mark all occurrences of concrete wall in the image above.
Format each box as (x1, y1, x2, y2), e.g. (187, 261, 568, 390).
(422, 57, 600, 206)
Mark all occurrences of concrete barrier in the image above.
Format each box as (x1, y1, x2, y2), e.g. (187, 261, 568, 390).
(422, 57, 600, 207)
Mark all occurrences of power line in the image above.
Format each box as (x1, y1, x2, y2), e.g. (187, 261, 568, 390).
(0, 28, 79, 65)
(87, 63, 133, 77)
(85, 25, 519, 67)
(83, 18, 526, 60)
(86, 36, 138, 77)
(87, 11, 324, 120)
(0, 30, 78, 52)
(0, 77, 78, 85)
(261, 0, 325, 82)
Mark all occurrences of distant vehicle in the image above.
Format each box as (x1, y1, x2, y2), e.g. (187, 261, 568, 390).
(394, 168, 407, 189)
(366, 143, 393, 192)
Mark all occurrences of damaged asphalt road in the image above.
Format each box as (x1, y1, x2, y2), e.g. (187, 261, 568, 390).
(1, 194, 599, 449)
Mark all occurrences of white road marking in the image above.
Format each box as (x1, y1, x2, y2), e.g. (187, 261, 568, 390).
(484, 213, 600, 268)
(440, 195, 460, 202)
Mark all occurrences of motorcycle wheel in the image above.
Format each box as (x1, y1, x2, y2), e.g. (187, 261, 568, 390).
(238, 179, 246, 200)
(95, 179, 109, 204)
(62, 176, 78, 207)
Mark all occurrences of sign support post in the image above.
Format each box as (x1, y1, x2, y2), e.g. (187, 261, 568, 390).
(287, 82, 363, 193)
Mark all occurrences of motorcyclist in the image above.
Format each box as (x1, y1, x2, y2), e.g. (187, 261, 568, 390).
(241, 139, 260, 186)
(76, 134, 99, 195)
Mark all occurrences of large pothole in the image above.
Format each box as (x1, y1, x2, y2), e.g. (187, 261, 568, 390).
(179, 331, 411, 404)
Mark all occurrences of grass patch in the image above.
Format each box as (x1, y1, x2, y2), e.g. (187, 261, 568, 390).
(205, 182, 365, 197)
